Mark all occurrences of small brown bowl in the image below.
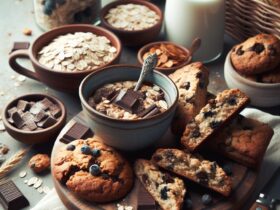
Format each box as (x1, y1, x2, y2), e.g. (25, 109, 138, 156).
(2, 94, 67, 144)
(137, 41, 192, 74)
(9, 24, 122, 92)
(100, 0, 163, 46)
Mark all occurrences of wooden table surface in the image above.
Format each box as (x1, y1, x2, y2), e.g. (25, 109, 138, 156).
(0, 0, 279, 209)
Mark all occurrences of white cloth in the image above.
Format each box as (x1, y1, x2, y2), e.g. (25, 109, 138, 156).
(32, 108, 280, 210)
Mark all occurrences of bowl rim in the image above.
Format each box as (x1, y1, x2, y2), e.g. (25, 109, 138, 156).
(100, 0, 163, 34)
(137, 41, 192, 72)
(29, 24, 122, 75)
(79, 64, 179, 123)
(225, 52, 280, 88)
(2, 93, 67, 135)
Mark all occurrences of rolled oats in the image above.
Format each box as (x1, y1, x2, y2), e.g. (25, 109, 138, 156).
(105, 4, 160, 31)
(88, 81, 169, 120)
(38, 32, 117, 72)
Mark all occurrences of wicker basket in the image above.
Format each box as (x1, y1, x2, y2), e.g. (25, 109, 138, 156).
(225, 0, 280, 41)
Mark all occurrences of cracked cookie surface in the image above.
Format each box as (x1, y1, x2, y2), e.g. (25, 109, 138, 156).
(53, 138, 134, 203)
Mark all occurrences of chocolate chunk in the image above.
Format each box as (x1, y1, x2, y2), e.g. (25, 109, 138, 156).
(113, 89, 142, 113)
(21, 112, 34, 122)
(191, 129, 201, 138)
(60, 122, 93, 144)
(11, 112, 25, 128)
(162, 173, 174, 183)
(209, 121, 221, 129)
(143, 107, 160, 118)
(10, 42, 30, 53)
(37, 116, 57, 128)
(49, 105, 61, 118)
(226, 96, 237, 105)
(236, 46, 244, 55)
(138, 184, 156, 210)
(25, 120, 37, 131)
(16, 100, 29, 112)
(138, 104, 157, 118)
(223, 164, 233, 176)
(268, 45, 277, 56)
(30, 104, 42, 115)
(180, 82, 190, 90)
(196, 171, 209, 185)
(196, 72, 202, 78)
(0, 180, 29, 210)
(7, 107, 17, 117)
(152, 155, 162, 162)
(249, 43, 265, 54)
(40, 98, 54, 110)
(203, 111, 215, 118)
(160, 186, 169, 200)
(34, 110, 47, 122)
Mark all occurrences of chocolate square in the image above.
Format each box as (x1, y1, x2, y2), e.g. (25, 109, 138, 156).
(49, 105, 61, 118)
(16, 100, 29, 112)
(11, 112, 25, 128)
(39, 98, 54, 110)
(0, 180, 29, 210)
(34, 110, 47, 122)
(37, 116, 57, 128)
(25, 120, 37, 131)
(114, 89, 142, 113)
(7, 107, 17, 118)
(60, 122, 93, 144)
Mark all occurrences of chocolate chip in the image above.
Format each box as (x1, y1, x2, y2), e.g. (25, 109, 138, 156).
(142, 174, 149, 184)
(202, 194, 212, 205)
(268, 45, 277, 56)
(203, 111, 215, 118)
(180, 82, 190, 90)
(191, 129, 201, 138)
(162, 173, 174, 183)
(66, 144, 75, 151)
(196, 72, 202, 78)
(113, 89, 142, 113)
(236, 46, 244, 55)
(209, 121, 221, 129)
(226, 96, 237, 105)
(196, 171, 209, 185)
(89, 164, 100, 176)
(153, 155, 162, 162)
(249, 43, 265, 54)
(160, 186, 169, 200)
(223, 164, 233, 176)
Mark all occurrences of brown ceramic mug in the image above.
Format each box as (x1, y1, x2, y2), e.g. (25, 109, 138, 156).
(9, 24, 122, 92)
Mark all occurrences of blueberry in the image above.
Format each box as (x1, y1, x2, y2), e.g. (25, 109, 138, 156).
(160, 186, 169, 200)
(43, 6, 53, 15)
(250, 43, 265, 54)
(66, 144, 75, 151)
(81, 145, 91, 155)
(43, 0, 56, 15)
(92, 148, 100, 157)
(56, 0, 66, 6)
(226, 96, 237, 105)
(89, 164, 100, 176)
(201, 194, 212, 205)
(223, 164, 233, 176)
(191, 129, 200, 138)
(184, 198, 193, 209)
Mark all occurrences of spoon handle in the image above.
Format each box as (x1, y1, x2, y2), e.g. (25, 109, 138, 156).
(134, 53, 158, 91)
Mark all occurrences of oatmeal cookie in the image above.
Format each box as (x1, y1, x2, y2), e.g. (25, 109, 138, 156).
(181, 89, 249, 151)
(208, 115, 274, 168)
(53, 137, 133, 203)
(134, 159, 186, 210)
(169, 62, 209, 135)
(231, 34, 280, 75)
(29, 154, 50, 173)
(152, 148, 232, 196)
(244, 65, 280, 83)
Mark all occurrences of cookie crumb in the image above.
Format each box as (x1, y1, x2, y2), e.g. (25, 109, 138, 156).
(29, 154, 50, 173)
(23, 28, 32, 36)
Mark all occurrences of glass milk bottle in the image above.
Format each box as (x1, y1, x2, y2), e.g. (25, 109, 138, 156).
(165, 0, 225, 63)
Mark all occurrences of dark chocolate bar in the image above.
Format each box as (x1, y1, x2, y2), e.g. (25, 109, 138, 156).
(60, 122, 93, 144)
(0, 180, 29, 210)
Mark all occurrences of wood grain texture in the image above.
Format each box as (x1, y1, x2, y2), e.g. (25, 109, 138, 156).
(51, 111, 258, 210)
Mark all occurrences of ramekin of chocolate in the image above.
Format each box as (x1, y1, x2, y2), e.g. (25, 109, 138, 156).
(79, 65, 178, 151)
(2, 94, 66, 144)
(9, 24, 121, 92)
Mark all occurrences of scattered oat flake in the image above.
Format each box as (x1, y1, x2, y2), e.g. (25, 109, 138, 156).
(27, 177, 38, 186)
(24, 179, 28, 184)
(14, 82, 20, 87)
(0, 121, 5, 132)
(42, 186, 50, 194)
(37, 187, 43, 194)
(19, 171, 27, 178)
(23, 28, 32, 36)
(17, 75, 26, 82)
(34, 179, 43, 189)
(117, 204, 133, 210)
(10, 75, 16, 80)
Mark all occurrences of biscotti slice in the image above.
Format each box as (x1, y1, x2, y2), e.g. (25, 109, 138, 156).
(169, 62, 209, 135)
(181, 89, 249, 151)
(209, 115, 274, 168)
(134, 159, 186, 210)
(152, 148, 232, 196)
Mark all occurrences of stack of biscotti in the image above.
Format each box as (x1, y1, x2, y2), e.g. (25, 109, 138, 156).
(181, 89, 250, 151)
(134, 159, 186, 210)
(169, 62, 209, 135)
(207, 115, 274, 168)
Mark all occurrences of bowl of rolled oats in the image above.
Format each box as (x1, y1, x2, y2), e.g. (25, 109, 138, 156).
(79, 65, 178, 151)
(100, 0, 163, 46)
(137, 41, 193, 74)
(9, 24, 122, 92)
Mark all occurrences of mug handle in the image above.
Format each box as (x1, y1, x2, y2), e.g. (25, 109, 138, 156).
(9, 43, 40, 81)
